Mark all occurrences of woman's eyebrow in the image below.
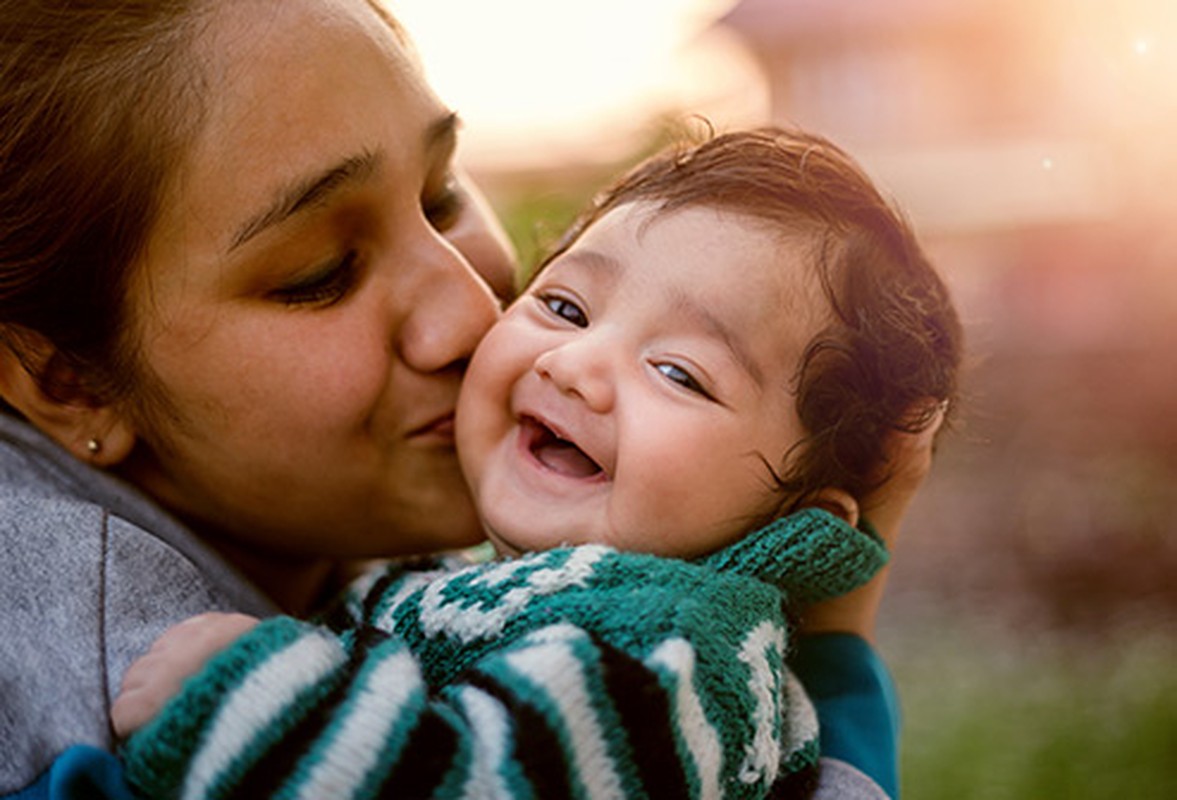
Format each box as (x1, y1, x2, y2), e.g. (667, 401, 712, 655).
(229, 149, 381, 252)
(426, 111, 460, 158)
(226, 113, 459, 253)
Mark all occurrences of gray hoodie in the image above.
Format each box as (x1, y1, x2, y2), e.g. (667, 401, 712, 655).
(0, 413, 275, 793)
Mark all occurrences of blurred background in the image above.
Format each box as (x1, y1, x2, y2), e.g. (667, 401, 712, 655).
(390, 0, 1177, 795)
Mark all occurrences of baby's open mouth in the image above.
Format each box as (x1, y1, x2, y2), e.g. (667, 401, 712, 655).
(522, 416, 603, 479)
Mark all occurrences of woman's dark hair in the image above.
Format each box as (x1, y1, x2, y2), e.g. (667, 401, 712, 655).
(540, 127, 964, 511)
(0, 0, 211, 405)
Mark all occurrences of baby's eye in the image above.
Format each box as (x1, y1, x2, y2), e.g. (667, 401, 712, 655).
(656, 362, 712, 398)
(540, 294, 588, 327)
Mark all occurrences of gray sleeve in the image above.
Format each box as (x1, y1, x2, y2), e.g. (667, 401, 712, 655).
(0, 494, 271, 794)
(102, 516, 239, 701)
(812, 757, 893, 800)
(1, 498, 110, 793)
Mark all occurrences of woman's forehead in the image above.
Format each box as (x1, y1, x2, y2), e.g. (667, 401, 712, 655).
(155, 0, 437, 253)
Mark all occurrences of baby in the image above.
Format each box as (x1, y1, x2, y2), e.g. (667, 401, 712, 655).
(115, 127, 961, 799)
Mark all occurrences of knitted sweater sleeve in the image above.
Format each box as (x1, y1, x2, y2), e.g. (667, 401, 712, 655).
(120, 511, 886, 800)
(119, 557, 791, 799)
(119, 613, 721, 800)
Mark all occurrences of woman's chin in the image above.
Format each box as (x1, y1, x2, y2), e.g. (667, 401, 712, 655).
(395, 500, 486, 556)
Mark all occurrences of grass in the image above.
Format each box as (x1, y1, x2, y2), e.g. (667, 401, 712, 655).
(887, 620, 1177, 799)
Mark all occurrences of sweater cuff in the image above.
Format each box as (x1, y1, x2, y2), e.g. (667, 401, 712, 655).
(3, 746, 136, 800)
(120, 616, 346, 799)
(790, 633, 900, 799)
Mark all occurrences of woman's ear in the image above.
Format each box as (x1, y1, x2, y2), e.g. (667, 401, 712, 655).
(811, 487, 860, 528)
(0, 342, 137, 466)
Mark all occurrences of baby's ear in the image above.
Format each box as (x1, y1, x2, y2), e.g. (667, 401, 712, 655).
(0, 338, 137, 466)
(810, 487, 860, 529)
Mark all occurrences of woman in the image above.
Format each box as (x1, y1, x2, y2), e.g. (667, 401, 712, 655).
(0, 1, 918, 797)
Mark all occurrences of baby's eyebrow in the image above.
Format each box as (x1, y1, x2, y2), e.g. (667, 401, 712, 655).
(551, 249, 761, 383)
(669, 288, 761, 385)
(556, 249, 622, 283)
(533, 249, 623, 295)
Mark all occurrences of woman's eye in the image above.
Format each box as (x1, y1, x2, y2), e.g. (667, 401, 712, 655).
(656, 362, 712, 398)
(423, 179, 463, 233)
(541, 294, 588, 327)
(269, 251, 359, 307)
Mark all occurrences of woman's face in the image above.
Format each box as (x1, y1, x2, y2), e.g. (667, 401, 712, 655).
(118, 0, 509, 559)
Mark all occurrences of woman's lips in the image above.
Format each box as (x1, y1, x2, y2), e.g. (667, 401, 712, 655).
(407, 412, 456, 442)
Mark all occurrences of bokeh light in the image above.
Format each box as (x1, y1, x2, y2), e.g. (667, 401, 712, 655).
(387, 0, 761, 166)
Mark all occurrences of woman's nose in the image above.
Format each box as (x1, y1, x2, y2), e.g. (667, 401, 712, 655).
(534, 338, 615, 412)
(397, 232, 501, 374)
(442, 172, 519, 305)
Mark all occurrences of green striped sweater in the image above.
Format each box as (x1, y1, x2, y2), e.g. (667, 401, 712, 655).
(122, 508, 886, 799)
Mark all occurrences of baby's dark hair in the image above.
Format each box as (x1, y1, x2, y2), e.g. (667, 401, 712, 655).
(540, 127, 963, 513)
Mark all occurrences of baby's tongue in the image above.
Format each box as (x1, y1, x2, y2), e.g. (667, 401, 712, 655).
(535, 439, 602, 478)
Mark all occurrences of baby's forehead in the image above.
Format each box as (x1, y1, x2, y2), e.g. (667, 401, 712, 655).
(647, 202, 829, 316)
(546, 201, 830, 339)
(633, 204, 832, 371)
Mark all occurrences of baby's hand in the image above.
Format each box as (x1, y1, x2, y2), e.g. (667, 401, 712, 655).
(111, 612, 259, 738)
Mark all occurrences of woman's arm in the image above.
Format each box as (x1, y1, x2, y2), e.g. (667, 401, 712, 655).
(799, 411, 940, 642)
(794, 412, 944, 799)
(792, 633, 900, 798)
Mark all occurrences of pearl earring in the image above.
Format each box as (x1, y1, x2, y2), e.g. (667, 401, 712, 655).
(86, 438, 102, 456)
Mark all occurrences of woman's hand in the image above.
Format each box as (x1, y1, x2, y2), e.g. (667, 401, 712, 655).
(111, 612, 260, 738)
(799, 404, 945, 641)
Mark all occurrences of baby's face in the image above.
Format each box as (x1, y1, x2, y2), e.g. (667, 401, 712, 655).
(456, 202, 822, 558)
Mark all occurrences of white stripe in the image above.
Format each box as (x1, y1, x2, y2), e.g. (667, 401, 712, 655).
(736, 621, 786, 785)
(647, 639, 724, 800)
(467, 556, 536, 586)
(345, 567, 386, 607)
(419, 546, 609, 643)
(456, 687, 513, 800)
(524, 545, 610, 592)
(181, 631, 346, 800)
(780, 670, 819, 763)
(294, 648, 425, 800)
(373, 570, 442, 631)
(504, 639, 625, 800)
(519, 623, 584, 646)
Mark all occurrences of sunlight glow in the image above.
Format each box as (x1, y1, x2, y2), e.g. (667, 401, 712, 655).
(385, 0, 760, 167)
